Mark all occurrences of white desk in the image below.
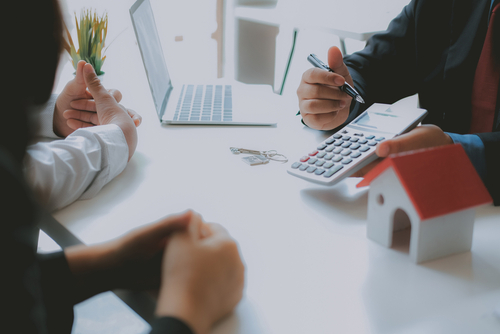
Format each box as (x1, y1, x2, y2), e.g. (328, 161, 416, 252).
(50, 1, 500, 333)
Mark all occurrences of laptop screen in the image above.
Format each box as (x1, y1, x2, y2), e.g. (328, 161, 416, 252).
(130, 0, 172, 119)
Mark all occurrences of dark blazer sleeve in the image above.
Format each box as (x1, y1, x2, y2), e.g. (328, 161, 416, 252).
(476, 132, 500, 205)
(150, 317, 195, 334)
(344, 1, 418, 116)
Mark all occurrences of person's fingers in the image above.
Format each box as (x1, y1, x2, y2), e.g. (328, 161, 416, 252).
(301, 68, 346, 87)
(298, 82, 350, 103)
(83, 63, 113, 102)
(300, 98, 348, 115)
(142, 210, 192, 238)
(66, 118, 95, 130)
(70, 99, 97, 112)
(108, 89, 123, 103)
(327, 46, 352, 81)
(63, 109, 99, 125)
(302, 109, 349, 130)
(187, 212, 205, 241)
(375, 125, 452, 158)
(203, 223, 232, 244)
(123, 107, 142, 127)
(74, 60, 86, 86)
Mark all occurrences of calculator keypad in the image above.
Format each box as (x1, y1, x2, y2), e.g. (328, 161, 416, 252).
(291, 129, 383, 179)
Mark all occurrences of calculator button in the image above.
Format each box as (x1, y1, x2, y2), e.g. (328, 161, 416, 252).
(341, 158, 353, 164)
(326, 137, 336, 144)
(351, 152, 361, 158)
(317, 152, 327, 158)
(306, 166, 317, 173)
(341, 149, 352, 156)
(317, 144, 327, 150)
(375, 137, 385, 141)
(359, 146, 370, 152)
(299, 164, 308, 171)
(323, 161, 334, 168)
(314, 168, 325, 175)
(342, 130, 348, 134)
(367, 141, 378, 146)
(333, 134, 342, 139)
(315, 160, 325, 167)
(334, 141, 343, 147)
(309, 150, 319, 156)
(359, 139, 368, 144)
(325, 145, 335, 152)
(350, 143, 361, 150)
(342, 135, 351, 141)
(333, 148, 343, 154)
(349, 137, 359, 142)
(308, 158, 318, 164)
(366, 135, 375, 139)
(300, 156, 310, 162)
(324, 153, 334, 160)
(341, 142, 352, 148)
(324, 165, 343, 177)
(291, 162, 302, 169)
(332, 156, 342, 162)
(354, 133, 364, 136)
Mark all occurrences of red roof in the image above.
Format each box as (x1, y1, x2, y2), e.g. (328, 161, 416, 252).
(356, 144, 492, 220)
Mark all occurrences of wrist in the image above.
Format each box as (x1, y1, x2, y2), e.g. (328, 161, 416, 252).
(156, 287, 211, 334)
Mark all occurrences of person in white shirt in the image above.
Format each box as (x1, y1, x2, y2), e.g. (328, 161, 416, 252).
(25, 60, 141, 211)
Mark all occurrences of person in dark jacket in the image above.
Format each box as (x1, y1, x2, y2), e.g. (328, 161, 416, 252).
(297, 0, 500, 205)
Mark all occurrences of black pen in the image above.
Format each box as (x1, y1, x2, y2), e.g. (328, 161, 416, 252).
(307, 53, 365, 104)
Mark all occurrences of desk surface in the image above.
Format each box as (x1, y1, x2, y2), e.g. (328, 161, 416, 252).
(52, 1, 500, 333)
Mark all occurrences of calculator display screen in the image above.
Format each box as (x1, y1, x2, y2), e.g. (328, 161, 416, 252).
(354, 111, 409, 133)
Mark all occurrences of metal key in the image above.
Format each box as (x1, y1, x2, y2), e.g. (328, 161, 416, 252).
(230, 147, 263, 155)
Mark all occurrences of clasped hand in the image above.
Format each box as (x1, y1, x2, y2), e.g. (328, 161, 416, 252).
(65, 210, 245, 334)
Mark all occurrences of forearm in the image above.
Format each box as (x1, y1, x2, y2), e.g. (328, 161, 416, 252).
(24, 124, 128, 211)
(63, 241, 122, 303)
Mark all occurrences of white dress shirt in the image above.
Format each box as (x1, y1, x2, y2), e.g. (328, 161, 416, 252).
(24, 95, 129, 212)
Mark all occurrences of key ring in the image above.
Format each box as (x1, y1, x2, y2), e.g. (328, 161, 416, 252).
(262, 150, 288, 163)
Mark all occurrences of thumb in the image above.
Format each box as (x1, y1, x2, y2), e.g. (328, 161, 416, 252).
(187, 212, 205, 241)
(74, 60, 86, 86)
(328, 46, 352, 83)
(83, 63, 110, 101)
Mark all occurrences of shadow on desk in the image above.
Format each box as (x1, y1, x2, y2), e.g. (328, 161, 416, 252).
(300, 179, 369, 222)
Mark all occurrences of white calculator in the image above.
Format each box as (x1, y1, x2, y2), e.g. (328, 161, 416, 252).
(287, 103, 428, 186)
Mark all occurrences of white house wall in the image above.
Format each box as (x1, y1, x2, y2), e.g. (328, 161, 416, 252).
(414, 209, 475, 263)
(366, 167, 420, 250)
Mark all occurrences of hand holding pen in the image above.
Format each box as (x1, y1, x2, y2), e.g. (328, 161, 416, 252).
(297, 46, 363, 131)
(307, 54, 364, 104)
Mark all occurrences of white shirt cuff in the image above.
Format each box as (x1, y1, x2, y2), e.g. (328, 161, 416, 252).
(78, 124, 129, 200)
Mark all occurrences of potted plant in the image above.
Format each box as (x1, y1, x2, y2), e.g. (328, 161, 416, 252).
(63, 9, 108, 77)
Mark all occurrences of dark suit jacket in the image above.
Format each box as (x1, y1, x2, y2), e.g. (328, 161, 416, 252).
(344, 0, 500, 205)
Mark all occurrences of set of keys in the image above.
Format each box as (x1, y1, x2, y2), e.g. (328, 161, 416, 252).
(230, 147, 288, 165)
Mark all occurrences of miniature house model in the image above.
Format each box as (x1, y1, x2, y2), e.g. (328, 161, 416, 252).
(356, 144, 492, 263)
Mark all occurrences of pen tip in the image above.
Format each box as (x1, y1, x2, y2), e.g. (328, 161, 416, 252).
(356, 96, 365, 104)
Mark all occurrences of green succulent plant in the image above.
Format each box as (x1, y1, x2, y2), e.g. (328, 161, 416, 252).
(63, 9, 108, 75)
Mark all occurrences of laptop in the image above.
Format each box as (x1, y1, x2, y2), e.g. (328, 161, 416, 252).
(130, 0, 277, 126)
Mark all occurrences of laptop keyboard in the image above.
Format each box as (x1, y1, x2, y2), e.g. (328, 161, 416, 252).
(173, 84, 233, 122)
